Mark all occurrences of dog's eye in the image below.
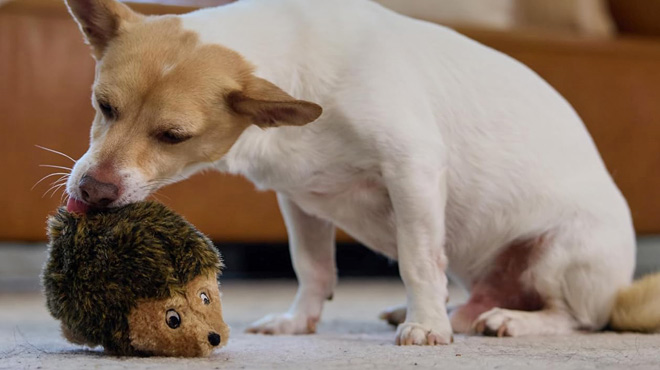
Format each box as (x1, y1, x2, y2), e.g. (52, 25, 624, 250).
(97, 100, 118, 120)
(156, 130, 192, 144)
(165, 309, 181, 329)
(200, 292, 210, 305)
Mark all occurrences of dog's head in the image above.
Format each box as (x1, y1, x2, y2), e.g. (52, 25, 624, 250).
(64, 0, 322, 209)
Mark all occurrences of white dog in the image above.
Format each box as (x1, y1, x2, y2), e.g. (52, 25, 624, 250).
(64, 0, 659, 345)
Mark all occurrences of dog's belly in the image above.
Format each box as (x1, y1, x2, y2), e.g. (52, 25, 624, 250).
(291, 176, 399, 259)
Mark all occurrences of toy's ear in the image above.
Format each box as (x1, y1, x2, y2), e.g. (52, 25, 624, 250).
(227, 77, 322, 128)
(65, 0, 143, 59)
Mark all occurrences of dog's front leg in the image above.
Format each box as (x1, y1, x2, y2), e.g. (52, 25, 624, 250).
(246, 193, 336, 335)
(386, 165, 453, 345)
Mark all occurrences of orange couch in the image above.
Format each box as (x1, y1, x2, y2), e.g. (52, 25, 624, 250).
(1, 0, 658, 242)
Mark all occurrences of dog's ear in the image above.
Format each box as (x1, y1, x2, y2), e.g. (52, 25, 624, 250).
(65, 0, 142, 59)
(227, 77, 322, 127)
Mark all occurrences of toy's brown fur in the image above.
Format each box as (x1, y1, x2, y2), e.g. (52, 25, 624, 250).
(128, 272, 229, 357)
(42, 201, 228, 356)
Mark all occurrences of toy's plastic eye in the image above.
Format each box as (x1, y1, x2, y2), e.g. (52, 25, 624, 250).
(166, 309, 181, 329)
(200, 292, 210, 305)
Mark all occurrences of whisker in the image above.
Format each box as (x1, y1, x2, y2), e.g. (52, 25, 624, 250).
(152, 191, 171, 201)
(31, 173, 70, 191)
(203, 152, 217, 165)
(150, 174, 188, 188)
(48, 177, 69, 187)
(43, 179, 67, 194)
(43, 183, 66, 198)
(47, 182, 68, 198)
(43, 182, 64, 195)
(49, 184, 67, 199)
(39, 164, 72, 171)
(35, 145, 76, 163)
(138, 177, 180, 192)
(128, 175, 190, 201)
(61, 192, 70, 205)
(60, 189, 68, 204)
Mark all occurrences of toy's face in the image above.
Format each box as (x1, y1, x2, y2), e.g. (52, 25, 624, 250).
(127, 272, 229, 357)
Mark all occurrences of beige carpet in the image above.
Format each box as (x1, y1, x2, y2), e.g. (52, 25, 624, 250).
(1, 279, 659, 370)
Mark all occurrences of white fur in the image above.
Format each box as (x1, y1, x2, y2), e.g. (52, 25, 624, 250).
(174, 0, 637, 343)
(70, 0, 636, 344)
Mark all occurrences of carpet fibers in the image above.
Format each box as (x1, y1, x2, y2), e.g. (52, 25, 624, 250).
(1, 279, 659, 370)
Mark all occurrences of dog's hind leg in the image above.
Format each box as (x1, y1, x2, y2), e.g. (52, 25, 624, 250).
(449, 234, 548, 334)
(470, 217, 635, 337)
(379, 304, 407, 326)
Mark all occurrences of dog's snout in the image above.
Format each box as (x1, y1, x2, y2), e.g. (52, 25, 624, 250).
(208, 332, 221, 346)
(79, 175, 119, 207)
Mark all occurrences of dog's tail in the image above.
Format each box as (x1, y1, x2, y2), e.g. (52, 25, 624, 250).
(609, 272, 660, 333)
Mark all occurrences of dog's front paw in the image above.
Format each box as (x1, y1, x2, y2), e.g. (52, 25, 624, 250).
(245, 312, 318, 335)
(395, 322, 453, 346)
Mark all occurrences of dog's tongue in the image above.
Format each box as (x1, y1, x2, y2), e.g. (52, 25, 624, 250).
(66, 197, 89, 214)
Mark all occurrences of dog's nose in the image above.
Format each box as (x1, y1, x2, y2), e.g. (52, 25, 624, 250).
(79, 175, 119, 207)
(208, 332, 221, 346)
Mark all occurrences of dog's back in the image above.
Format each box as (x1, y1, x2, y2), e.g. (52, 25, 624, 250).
(197, 0, 633, 280)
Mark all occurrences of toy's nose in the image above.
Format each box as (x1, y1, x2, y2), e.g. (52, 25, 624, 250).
(208, 332, 221, 346)
(79, 175, 119, 207)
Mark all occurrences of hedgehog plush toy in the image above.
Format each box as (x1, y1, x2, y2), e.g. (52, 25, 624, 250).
(42, 201, 229, 357)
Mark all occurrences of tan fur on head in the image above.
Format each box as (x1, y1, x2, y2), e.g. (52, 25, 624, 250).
(610, 272, 660, 333)
(87, 15, 254, 184)
(228, 77, 323, 127)
(128, 272, 230, 357)
(65, 0, 322, 206)
(65, 0, 143, 59)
